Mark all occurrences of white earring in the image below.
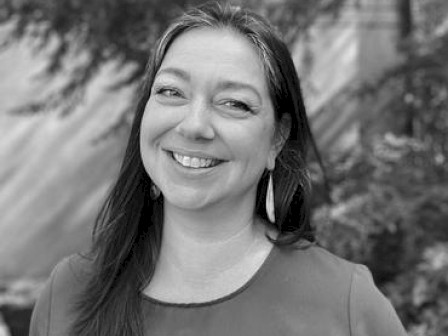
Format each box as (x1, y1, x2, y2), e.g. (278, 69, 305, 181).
(266, 172, 275, 223)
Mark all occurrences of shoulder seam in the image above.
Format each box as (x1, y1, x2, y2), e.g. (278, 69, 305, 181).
(347, 263, 359, 336)
(46, 258, 67, 336)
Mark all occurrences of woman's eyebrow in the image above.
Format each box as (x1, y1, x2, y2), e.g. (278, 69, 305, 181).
(216, 81, 262, 102)
(156, 67, 190, 81)
(155, 68, 262, 101)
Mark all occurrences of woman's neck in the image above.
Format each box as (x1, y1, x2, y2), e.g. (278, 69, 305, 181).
(143, 200, 274, 302)
(160, 200, 264, 279)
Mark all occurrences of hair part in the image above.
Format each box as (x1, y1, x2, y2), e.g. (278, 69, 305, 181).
(71, 2, 314, 335)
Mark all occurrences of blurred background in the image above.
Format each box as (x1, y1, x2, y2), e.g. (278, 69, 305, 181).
(0, 0, 447, 335)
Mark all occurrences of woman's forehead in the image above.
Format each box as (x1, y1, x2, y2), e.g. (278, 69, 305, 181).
(157, 27, 268, 89)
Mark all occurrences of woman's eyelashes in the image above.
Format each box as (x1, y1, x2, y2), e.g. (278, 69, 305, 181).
(152, 85, 256, 115)
(221, 99, 254, 114)
(154, 86, 184, 98)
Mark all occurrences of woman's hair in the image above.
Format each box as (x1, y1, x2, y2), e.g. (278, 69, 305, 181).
(71, 2, 314, 335)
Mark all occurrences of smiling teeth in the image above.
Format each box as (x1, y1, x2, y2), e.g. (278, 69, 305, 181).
(172, 153, 218, 168)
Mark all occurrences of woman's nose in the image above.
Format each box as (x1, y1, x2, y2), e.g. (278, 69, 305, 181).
(175, 100, 215, 140)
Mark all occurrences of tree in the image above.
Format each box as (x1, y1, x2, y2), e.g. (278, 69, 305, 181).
(0, 0, 346, 122)
(313, 1, 448, 334)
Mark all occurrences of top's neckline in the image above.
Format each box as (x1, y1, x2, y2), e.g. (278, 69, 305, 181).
(141, 244, 279, 309)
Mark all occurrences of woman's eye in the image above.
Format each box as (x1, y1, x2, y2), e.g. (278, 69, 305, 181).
(154, 87, 183, 98)
(223, 100, 253, 113)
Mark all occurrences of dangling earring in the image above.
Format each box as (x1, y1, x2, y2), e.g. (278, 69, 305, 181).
(266, 172, 275, 223)
(150, 183, 161, 200)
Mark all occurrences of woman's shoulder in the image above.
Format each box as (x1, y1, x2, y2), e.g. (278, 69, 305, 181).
(52, 253, 93, 288)
(269, 242, 407, 335)
(271, 243, 364, 312)
(275, 243, 385, 304)
(275, 242, 358, 281)
(275, 243, 382, 302)
(29, 253, 93, 336)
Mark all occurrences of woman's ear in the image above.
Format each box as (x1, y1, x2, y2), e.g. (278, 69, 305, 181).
(267, 114, 291, 170)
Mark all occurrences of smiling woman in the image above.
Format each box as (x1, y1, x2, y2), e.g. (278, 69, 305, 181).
(140, 28, 279, 213)
(29, 2, 407, 336)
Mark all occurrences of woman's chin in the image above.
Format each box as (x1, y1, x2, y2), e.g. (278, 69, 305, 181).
(162, 189, 215, 212)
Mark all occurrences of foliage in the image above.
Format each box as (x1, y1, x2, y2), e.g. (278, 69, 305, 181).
(313, 1, 448, 334)
(0, 0, 346, 118)
(313, 134, 448, 335)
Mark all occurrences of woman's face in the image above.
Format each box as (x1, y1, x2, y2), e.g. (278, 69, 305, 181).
(140, 27, 280, 212)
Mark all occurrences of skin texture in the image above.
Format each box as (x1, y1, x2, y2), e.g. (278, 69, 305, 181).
(140, 27, 278, 215)
(139, 28, 284, 302)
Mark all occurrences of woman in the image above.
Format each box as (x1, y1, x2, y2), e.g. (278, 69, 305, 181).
(30, 2, 407, 336)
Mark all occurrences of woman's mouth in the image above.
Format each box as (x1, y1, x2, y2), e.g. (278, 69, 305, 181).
(171, 152, 223, 169)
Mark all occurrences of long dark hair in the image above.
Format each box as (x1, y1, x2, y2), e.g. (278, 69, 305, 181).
(71, 2, 314, 335)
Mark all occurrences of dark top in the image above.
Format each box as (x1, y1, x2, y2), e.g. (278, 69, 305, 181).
(30, 244, 408, 335)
